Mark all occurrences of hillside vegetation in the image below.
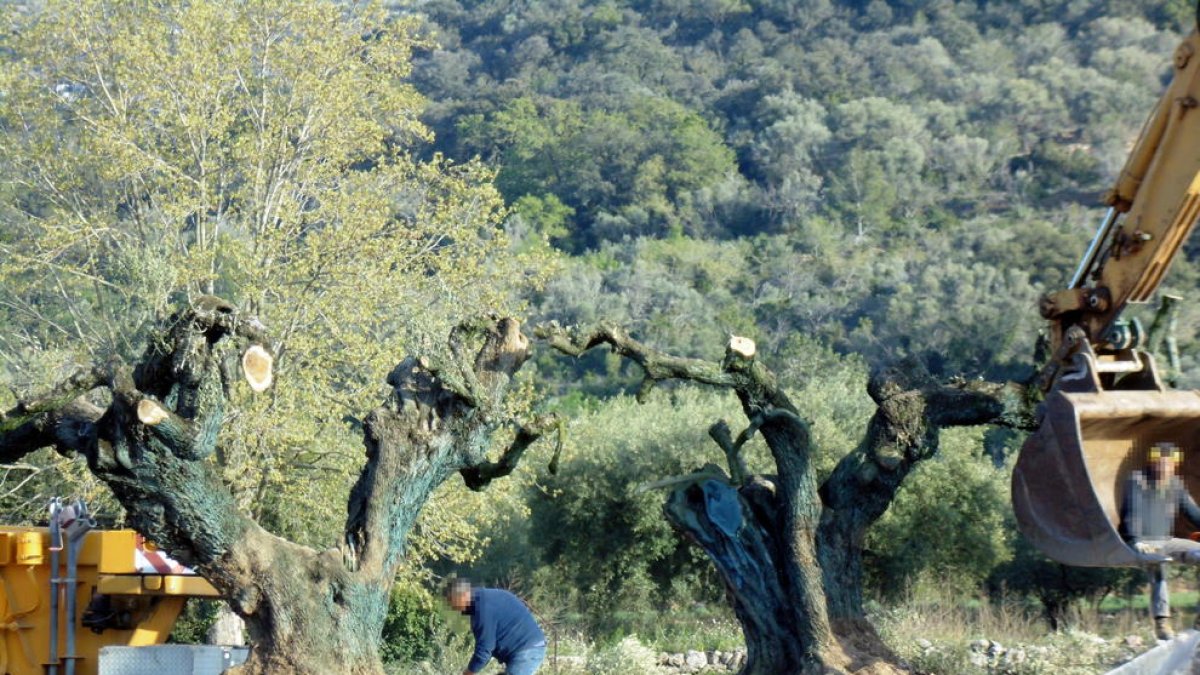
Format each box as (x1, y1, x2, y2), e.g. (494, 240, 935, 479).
(3, 0, 1199, 671)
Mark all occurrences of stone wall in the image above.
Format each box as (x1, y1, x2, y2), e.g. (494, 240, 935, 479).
(657, 648, 748, 672)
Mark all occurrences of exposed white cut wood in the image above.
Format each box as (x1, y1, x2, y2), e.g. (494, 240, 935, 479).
(242, 344, 274, 393)
(137, 399, 169, 426)
(728, 335, 756, 358)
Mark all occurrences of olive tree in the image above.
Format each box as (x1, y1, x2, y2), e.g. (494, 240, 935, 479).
(0, 1, 554, 672)
(537, 322, 1038, 674)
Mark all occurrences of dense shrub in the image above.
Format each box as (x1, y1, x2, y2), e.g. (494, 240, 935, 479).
(381, 582, 444, 664)
(866, 428, 1015, 599)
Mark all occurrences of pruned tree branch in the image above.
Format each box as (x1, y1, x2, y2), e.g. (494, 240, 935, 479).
(709, 420, 750, 485)
(133, 396, 208, 460)
(706, 408, 805, 485)
(133, 297, 274, 409)
(536, 321, 808, 489)
(826, 359, 1034, 509)
(0, 297, 273, 577)
(0, 364, 107, 462)
(473, 317, 532, 393)
(818, 357, 1038, 618)
(345, 316, 540, 584)
(535, 320, 737, 392)
(422, 317, 534, 412)
(460, 414, 561, 491)
(925, 379, 1036, 429)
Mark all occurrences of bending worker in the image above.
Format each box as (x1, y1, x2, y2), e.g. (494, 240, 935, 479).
(444, 576, 546, 675)
(1119, 441, 1200, 640)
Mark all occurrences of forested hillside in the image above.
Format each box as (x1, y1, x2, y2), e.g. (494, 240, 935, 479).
(409, 0, 1200, 384)
(402, 0, 1200, 656)
(4, 0, 1200, 671)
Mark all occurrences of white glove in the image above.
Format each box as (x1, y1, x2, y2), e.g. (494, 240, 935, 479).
(1134, 542, 1173, 561)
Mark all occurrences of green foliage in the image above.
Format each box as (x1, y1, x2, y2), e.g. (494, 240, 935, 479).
(412, 0, 1178, 246)
(404, 0, 1200, 393)
(0, 0, 553, 556)
(6, 0, 1200, 658)
(398, 0, 1200, 656)
(867, 428, 1014, 598)
(381, 581, 445, 664)
(511, 193, 576, 248)
(383, 618, 480, 675)
(458, 94, 739, 248)
(1163, 0, 1199, 28)
(524, 389, 746, 624)
(168, 600, 221, 645)
(530, 218, 1059, 387)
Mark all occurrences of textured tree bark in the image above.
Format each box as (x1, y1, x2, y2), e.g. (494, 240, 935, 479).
(538, 323, 1038, 674)
(1, 302, 547, 674)
(538, 322, 846, 672)
(663, 474, 821, 674)
(819, 359, 1036, 622)
(1, 305, 1041, 673)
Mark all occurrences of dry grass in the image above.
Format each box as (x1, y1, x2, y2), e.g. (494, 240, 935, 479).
(872, 586, 1157, 675)
(389, 581, 1182, 674)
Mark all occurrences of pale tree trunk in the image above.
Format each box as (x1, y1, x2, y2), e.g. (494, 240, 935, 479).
(538, 323, 1036, 674)
(0, 301, 551, 674)
(205, 604, 245, 646)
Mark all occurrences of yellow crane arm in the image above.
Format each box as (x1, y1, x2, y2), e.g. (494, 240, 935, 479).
(1044, 29, 1200, 354)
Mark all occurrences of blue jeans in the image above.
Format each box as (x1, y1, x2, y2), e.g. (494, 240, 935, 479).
(1142, 538, 1200, 617)
(503, 644, 546, 675)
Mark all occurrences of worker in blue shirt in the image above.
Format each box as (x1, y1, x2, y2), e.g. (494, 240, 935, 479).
(444, 576, 546, 674)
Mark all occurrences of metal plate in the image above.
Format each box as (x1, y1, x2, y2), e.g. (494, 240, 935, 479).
(98, 645, 250, 675)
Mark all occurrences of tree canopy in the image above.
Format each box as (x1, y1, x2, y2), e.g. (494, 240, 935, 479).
(0, 0, 549, 558)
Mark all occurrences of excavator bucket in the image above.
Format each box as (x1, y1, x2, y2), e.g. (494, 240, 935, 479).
(1013, 21, 1200, 569)
(1014, 385, 1200, 567)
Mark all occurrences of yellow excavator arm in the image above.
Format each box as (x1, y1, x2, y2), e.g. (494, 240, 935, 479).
(1013, 22, 1200, 570)
(1042, 28, 1200, 359)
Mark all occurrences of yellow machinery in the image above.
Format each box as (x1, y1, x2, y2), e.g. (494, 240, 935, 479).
(1, 517, 220, 675)
(1013, 13, 1200, 567)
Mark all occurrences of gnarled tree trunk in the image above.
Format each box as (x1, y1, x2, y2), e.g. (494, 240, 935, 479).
(1, 302, 551, 674)
(539, 322, 1037, 674)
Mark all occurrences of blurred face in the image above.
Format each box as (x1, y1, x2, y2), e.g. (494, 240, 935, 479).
(1156, 455, 1177, 481)
(448, 588, 472, 612)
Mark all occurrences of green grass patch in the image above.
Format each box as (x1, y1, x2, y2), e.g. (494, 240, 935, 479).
(1099, 590, 1199, 612)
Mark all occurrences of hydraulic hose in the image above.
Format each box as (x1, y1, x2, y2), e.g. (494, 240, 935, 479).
(62, 500, 94, 675)
(47, 499, 63, 675)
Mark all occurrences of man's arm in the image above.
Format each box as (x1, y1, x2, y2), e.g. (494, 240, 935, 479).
(1177, 478, 1200, 530)
(466, 607, 496, 674)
